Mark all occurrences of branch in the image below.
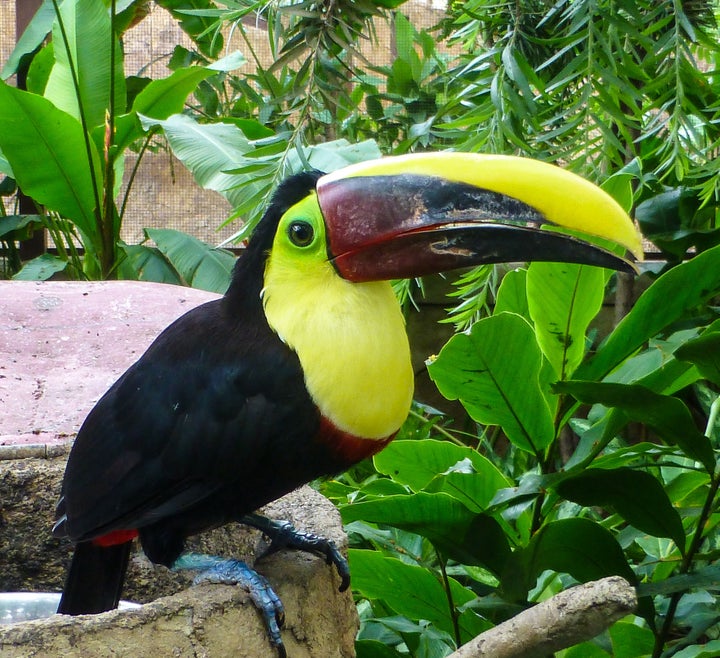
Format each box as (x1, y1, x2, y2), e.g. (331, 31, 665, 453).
(449, 576, 637, 658)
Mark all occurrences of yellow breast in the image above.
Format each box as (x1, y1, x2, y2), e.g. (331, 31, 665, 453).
(262, 254, 413, 440)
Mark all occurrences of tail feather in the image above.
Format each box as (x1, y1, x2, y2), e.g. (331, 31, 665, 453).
(57, 541, 132, 615)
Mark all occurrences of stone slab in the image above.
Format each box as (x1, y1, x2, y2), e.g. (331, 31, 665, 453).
(0, 281, 220, 447)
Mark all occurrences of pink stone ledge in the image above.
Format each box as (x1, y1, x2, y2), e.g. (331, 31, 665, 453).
(0, 281, 220, 454)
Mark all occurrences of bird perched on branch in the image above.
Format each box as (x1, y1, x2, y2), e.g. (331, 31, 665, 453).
(53, 152, 642, 656)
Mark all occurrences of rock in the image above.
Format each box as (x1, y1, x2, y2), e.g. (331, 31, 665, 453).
(0, 455, 357, 657)
(0, 280, 221, 447)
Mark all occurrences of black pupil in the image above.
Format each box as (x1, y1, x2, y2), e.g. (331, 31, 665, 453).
(289, 221, 314, 247)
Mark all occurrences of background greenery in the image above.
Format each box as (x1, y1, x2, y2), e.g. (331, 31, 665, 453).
(2, 1, 720, 656)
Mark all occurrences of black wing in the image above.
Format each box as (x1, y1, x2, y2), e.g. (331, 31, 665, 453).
(55, 298, 320, 546)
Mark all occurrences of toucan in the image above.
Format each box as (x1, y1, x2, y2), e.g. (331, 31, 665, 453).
(53, 152, 642, 656)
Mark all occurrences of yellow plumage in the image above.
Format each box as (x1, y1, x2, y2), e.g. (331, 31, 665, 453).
(262, 193, 414, 440)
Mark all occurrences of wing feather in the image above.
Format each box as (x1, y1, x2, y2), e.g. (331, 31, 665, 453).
(57, 299, 319, 543)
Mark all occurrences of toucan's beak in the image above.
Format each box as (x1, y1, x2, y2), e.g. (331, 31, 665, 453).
(317, 153, 643, 282)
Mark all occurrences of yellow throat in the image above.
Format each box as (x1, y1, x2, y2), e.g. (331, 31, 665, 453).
(262, 195, 414, 440)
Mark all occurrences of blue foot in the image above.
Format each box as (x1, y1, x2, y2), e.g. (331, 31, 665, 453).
(242, 514, 351, 591)
(173, 553, 286, 658)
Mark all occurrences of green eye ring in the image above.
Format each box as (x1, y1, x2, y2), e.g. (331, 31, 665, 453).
(288, 220, 315, 248)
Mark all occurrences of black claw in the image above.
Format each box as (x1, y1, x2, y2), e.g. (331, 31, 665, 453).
(336, 560, 351, 592)
(242, 514, 352, 591)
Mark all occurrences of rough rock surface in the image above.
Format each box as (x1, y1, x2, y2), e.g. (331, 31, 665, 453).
(0, 456, 357, 657)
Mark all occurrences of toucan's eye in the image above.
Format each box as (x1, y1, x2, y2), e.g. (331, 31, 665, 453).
(288, 220, 315, 247)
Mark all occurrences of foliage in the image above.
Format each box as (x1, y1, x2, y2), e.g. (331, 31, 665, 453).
(323, 243, 720, 657)
(0, 0, 239, 280)
(3, 0, 719, 275)
(0, 0, 408, 274)
(136, 112, 383, 242)
(129, 0, 720, 292)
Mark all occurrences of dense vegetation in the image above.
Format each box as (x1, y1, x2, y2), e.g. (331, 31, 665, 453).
(2, 1, 720, 656)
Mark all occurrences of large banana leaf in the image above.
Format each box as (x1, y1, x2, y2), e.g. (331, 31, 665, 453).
(44, 0, 126, 130)
(1, 0, 56, 80)
(113, 64, 226, 153)
(0, 82, 101, 245)
(146, 228, 235, 293)
(139, 113, 258, 208)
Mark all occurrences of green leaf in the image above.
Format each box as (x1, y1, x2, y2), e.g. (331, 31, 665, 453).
(139, 113, 261, 208)
(502, 45, 533, 103)
(221, 118, 275, 140)
(366, 95, 384, 121)
(0, 215, 45, 240)
(555, 381, 715, 473)
(555, 468, 686, 551)
(0, 174, 16, 194)
(634, 188, 716, 259)
(527, 262, 605, 378)
(12, 253, 68, 280)
(349, 549, 482, 642)
(145, 228, 234, 293)
(299, 139, 383, 173)
(566, 331, 711, 468)
(672, 640, 720, 658)
(26, 42, 55, 95)
(45, 0, 126, 128)
(0, 82, 101, 242)
(609, 621, 655, 658)
(0, 148, 14, 177)
(428, 313, 555, 454)
(359, 479, 408, 498)
(605, 329, 706, 393)
(563, 642, 610, 658)
(637, 564, 720, 598)
(600, 160, 641, 213)
(112, 65, 223, 152)
(501, 518, 635, 601)
(372, 0, 412, 8)
(156, 0, 224, 59)
(493, 268, 529, 319)
(206, 51, 246, 72)
(393, 13, 417, 68)
(665, 470, 711, 507)
(355, 640, 401, 658)
(424, 467, 512, 516)
(342, 492, 511, 574)
(133, 66, 219, 119)
(117, 243, 183, 285)
(373, 439, 510, 508)
(675, 331, 720, 385)
(578, 244, 720, 381)
(1, 0, 56, 79)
